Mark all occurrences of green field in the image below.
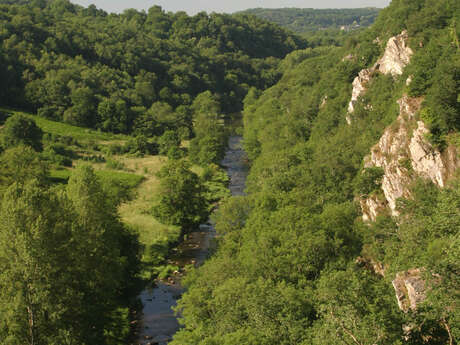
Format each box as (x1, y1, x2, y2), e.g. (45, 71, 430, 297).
(1, 107, 195, 279)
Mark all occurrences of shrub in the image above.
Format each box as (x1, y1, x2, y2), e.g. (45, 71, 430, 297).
(1, 114, 43, 151)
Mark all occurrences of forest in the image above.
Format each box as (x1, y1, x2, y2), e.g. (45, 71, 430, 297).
(0, 0, 459, 344)
(0, 0, 307, 343)
(238, 8, 381, 33)
(173, 0, 460, 344)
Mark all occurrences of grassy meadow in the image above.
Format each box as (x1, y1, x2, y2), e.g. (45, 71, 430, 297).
(1, 107, 180, 278)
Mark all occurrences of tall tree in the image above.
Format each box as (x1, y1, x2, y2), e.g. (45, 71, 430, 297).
(0, 180, 80, 345)
(1, 114, 43, 152)
(152, 159, 208, 230)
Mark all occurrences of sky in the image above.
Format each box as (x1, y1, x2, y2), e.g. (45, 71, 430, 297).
(70, 0, 392, 15)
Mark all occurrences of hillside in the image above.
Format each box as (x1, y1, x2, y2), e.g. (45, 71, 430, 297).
(238, 8, 381, 33)
(173, 0, 460, 344)
(0, 0, 306, 133)
(0, 0, 459, 344)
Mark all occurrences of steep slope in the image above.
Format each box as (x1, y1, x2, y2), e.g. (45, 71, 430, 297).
(347, 30, 413, 118)
(0, 0, 306, 131)
(173, 0, 460, 344)
(360, 95, 459, 221)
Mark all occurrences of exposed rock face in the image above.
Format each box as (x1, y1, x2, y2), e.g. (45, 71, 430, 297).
(353, 31, 456, 315)
(392, 269, 426, 312)
(358, 96, 459, 313)
(362, 96, 422, 216)
(359, 194, 387, 222)
(347, 31, 413, 122)
(360, 95, 459, 218)
(348, 68, 372, 114)
(409, 121, 459, 188)
(376, 30, 413, 76)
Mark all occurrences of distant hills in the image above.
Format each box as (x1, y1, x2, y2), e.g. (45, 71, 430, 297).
(237, 8, 381, 33)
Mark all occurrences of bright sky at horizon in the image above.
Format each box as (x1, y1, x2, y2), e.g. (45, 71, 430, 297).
(70, 0, 392, 15)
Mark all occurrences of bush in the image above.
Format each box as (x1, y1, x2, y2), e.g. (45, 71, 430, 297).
(177, 126, 191, 140)
(167, 146, 185, 160)
(1, 114, 43, 151)
(125, 135, 158, 155)
(354, 167, 384, 196)
(42, 143, 74, 167)
(158, 130, 180, 155)
(106, 158, 126, 171)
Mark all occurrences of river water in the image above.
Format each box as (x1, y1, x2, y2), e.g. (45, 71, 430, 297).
(136, 136, 247, 345)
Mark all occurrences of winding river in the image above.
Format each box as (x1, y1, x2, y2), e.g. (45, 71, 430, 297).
(136, 136, 247, 345)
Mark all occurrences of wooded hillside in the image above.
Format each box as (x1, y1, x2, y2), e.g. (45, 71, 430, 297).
(238, 8, 381, 33)
(173, 0, 460, 344)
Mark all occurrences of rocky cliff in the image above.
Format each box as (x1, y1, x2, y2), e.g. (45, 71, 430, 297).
(351, 30, 459, 314)
(360, 95, 459, 220)
(347, 31, 413, 123)
(358, 94, 460, 312)
(375, 30, 413, 76)
(392, 269, 426, 312)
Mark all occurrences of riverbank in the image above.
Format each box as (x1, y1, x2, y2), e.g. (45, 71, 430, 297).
(135, 136, 247, 345)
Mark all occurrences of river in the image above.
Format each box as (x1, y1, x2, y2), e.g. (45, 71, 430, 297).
(136, 136, 247, 345)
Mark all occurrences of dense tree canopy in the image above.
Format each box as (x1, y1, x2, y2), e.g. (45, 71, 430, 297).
(0, 165, 141, 344)
(0, 0, 458, 344)
(1, 114, 43, 151)
(238, 8, 381, 33)
(152, 159, 208, 230)
(172, 0, 460, 344)
(0, 0, 307, 135)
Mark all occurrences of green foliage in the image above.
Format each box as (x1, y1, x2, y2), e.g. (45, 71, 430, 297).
(0, 180, 81, 345)
(238, 8, 381, 34)
(189, 134, 226, 166)
(0, 166, 141, 344)
(0, 2, 306, 132)
(66, 165, 142, 343)
(105, 158, 126, 171)
(0, 145, 48, 191)
(201, 163, 231, 204)
(41, 142, 74, 167)
(1, 113, 43, 151)
(364, 178, 460, 343)
(310, 265, 403, 345)
(97, 169, 144, 206)
(173, 1, 460, 344)
(152, 159, 208, 230)
(354, 167, 384, 195)
(124, 135, 158, 155)
(157, 264, 180, 280)
(0, 1, 458, 344)
(189, 91, 227, 165)
(158, 130, 180, 155)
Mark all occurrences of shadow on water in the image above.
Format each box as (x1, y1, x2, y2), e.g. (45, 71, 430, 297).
(135, 136, 247, 345)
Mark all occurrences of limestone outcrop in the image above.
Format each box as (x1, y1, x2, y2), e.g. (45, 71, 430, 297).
(358, 95, 459, 312)
(376, 30, 413, 76)
(347, 68, 372, 115)
(360, 95, 459, 219)
(359, 194, 387, 222)
(392, 269, 426, 312)
(409, 121, 459, 187)
(351, 32, 457, 315)
(347, 31, 413, 122)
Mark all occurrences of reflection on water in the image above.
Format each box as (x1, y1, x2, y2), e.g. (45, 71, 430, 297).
(136, 136, 247, 345)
